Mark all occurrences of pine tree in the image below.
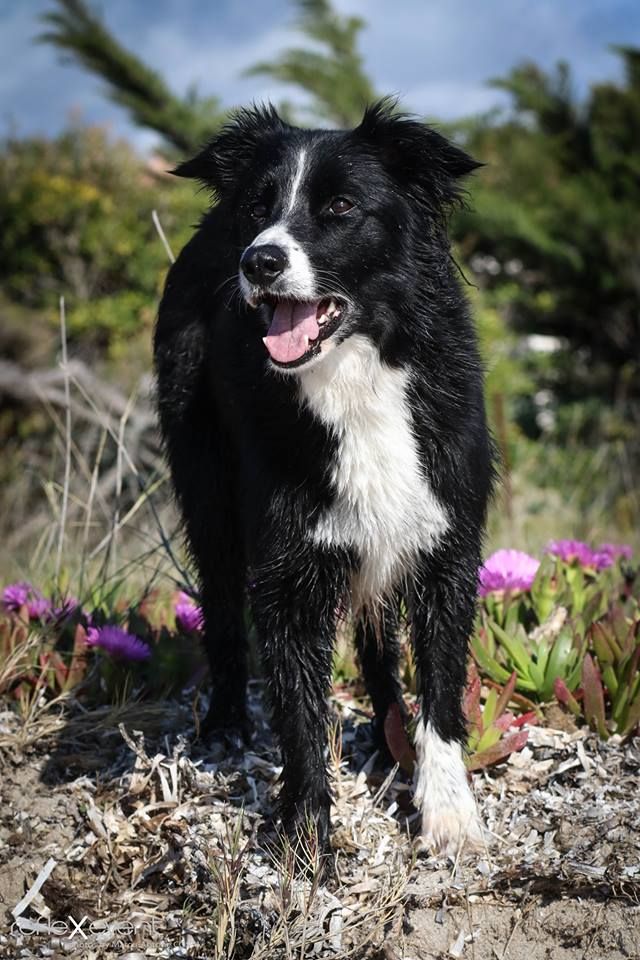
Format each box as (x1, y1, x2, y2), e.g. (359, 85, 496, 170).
(456, 47, 640, 407)
(39, 0, 225, 154)
(39, 0, 376, 150)
(245, 0, 376, 127)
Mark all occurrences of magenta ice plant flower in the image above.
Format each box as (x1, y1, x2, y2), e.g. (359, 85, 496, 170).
(479, 549, 540, 597)
(547, 540, 633, 571)
(594, 543, 633, 566)
(547, 539, 597, 567)
(2, 581, 51, 620)
(174, 591, 204, 632)
(85, 625, 151, 662)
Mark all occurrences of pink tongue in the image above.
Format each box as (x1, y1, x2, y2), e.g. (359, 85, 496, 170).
(263, 301, 320, 364)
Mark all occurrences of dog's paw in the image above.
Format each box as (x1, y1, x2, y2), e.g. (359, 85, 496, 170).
(418, 797, 484, 857)
(199, 702, 251, 748)
(413, 719, 484, 857)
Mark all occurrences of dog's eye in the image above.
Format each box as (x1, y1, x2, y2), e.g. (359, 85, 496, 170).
(328, 197, 353, 216)
(250, 202, 268, 221)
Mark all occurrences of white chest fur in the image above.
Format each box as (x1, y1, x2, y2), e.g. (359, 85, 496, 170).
(298, 336, 449, 603)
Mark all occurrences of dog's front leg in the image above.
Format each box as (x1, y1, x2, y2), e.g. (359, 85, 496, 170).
(410, 544, 484, 856)
(251, 548, 346, 864)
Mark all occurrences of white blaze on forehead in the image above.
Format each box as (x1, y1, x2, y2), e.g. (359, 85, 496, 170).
(414, 718, 483, 856)
(239, 149, 313, 304)
(239, 223, 315, 302)
(300, 336, 449, 602)
(286, 149, 307, 214)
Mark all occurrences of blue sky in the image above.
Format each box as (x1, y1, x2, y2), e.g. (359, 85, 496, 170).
(1, 0, 639, 152)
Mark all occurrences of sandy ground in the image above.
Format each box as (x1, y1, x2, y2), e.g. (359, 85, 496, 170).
(1, 687, 639, 959)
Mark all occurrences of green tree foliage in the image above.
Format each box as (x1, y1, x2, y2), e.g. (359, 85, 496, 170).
(245, 0, 376, 127)
(455, 48, 640, 414)
(39, 0, 224, 154)
(26, 3, 640, 430)
(0, 125, 202, 357)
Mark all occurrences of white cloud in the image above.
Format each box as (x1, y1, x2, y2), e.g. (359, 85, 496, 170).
(406, 82, 509, 121)
(335, 0, 629, 106)
(0, 0, 636, 150)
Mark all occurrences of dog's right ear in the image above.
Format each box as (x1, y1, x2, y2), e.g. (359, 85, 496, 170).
(172, 104, 286, 195)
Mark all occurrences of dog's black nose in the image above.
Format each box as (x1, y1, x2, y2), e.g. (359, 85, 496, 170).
(240, 244, 288, 286)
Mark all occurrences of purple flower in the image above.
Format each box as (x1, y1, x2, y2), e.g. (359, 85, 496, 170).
(174, 591, 204, 632)
(594, 543, 633, 566)
(547, 539, 597, 567)
(547, 540, 632, 571)
(85, 625, 151, 662)
(2, 582, 28, 610)
(2, 581, 51, 620)
(479, 549, 540, 597)
(50, 596, 80, 623)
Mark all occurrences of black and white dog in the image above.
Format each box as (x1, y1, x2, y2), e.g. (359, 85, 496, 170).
(154, 100, 494, 858)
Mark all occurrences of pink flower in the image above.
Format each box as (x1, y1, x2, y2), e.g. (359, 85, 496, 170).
(85, 625, 151, 662)
(594, 543, 633, 567)
(479, 549, 540, 597)
(174, 591, 204, 633)
(547, 540, 632, 571)
(2, 581, 51, 620)
(547, 539, 597, 567)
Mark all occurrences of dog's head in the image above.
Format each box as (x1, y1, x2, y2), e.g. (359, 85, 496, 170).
(175, 99, 480, 373)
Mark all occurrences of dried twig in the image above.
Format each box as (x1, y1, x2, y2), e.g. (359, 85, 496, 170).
(152, 208, 176, 264)
(54, 296, 71, 582)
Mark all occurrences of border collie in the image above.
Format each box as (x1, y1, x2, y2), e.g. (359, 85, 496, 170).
(154, 100, 495, 860)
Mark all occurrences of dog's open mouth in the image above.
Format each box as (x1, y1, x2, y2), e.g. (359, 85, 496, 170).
(260, 296, 344, 368)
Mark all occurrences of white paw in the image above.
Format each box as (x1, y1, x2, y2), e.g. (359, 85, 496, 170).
(420, 795, 484, 856)
(413, 719, 484, 857)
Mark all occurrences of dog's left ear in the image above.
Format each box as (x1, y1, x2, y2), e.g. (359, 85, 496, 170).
(173, 104, 286, 196)
(355, 99, 481, 210)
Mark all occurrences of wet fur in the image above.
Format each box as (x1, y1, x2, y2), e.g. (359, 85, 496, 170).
(154, 101, 495, 856)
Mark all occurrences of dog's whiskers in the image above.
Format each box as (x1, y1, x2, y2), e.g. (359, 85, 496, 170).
(213, 273, 240, 298)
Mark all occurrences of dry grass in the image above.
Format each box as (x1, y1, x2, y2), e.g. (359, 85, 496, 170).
(486, 435, 640, 557)
(3, 684, 412, 958)
(1, 683, 639, 959)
